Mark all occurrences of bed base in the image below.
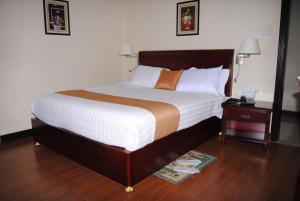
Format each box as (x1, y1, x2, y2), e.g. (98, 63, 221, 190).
(32, 117, 221, 189)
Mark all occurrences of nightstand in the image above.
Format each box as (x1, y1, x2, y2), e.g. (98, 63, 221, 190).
(221, 101, 273, 149)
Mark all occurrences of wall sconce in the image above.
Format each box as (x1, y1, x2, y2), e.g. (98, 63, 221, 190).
(235, 38, 261, 82)
(119, 43, 137, 72)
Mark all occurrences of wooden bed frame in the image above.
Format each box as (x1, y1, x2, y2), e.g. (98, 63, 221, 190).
(32, 49, 234, 192)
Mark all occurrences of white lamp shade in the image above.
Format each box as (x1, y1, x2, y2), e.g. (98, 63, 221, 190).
(238, 38, 261, 55)
(119, 43, 132, 56)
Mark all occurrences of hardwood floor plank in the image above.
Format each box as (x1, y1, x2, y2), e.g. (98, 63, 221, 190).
(0, 136, 299, 201)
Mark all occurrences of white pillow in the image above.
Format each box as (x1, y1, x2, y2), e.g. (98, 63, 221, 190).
(218, 69, 230, 96)
(176, 66, 222, 94)
(129, 65, 164, 88)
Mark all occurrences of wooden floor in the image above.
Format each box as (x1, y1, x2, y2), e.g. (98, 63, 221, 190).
(0, 136, 299, 201)
(279, 115, 300, 147)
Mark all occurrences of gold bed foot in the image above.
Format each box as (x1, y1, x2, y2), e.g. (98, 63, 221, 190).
(218, 132, 223, 141)
(125, 186, 133, 193)
(35, 142, 41, 146)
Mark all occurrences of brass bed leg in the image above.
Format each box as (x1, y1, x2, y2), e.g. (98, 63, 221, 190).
(218, 132, 223, 141)
(35, 142, 41, 146)
(125, 186, 133, 192)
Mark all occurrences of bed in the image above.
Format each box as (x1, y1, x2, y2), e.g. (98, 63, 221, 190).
(32, 49, 234, 191)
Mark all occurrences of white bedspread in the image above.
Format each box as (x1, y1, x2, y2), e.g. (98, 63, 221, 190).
(32, 83, 225, 151)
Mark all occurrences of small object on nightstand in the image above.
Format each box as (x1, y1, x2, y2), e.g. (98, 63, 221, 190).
(221, 101, 272, 150)
(240, 95, 255, 106)
(225, 97, 240, 104)
(225, 96, 255, 106)
(240, 87, 256, 106)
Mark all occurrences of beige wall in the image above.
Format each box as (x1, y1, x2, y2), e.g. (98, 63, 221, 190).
(0, 0, 126, 135)
(125, 0, 281, 101)
(0, 0, 283, 136)
(283, 0, 300, 112)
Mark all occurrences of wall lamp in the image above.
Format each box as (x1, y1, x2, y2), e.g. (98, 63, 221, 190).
(235, 38, 261, 82)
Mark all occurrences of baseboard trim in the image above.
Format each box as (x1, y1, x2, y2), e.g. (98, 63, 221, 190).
(0, 129, 35, 143)
(282, 110, 300, 118)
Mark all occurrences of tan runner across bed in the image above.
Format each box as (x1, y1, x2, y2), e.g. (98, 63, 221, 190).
(57, 90, 180, 140)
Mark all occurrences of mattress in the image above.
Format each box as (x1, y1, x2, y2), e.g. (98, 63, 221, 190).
(32, 83, 225, 151)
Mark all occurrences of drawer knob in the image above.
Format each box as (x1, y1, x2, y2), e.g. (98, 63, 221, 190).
(240, 114, 251, 119)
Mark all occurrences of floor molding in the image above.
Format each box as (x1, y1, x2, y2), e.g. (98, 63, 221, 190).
(0, 129, 35, 143)
(281, 110, 300, 118)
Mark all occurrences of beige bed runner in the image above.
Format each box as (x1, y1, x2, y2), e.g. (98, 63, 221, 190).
(57, 90, 180, 140)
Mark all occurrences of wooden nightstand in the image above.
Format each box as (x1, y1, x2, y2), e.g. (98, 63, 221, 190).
(221, 101, 273, 149)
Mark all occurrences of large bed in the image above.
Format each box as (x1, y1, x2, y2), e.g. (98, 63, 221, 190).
(32, 49, 234, 191)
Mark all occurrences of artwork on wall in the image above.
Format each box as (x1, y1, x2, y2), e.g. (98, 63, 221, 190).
(43, 0, 70, 35)
(176, 0, 199, 36)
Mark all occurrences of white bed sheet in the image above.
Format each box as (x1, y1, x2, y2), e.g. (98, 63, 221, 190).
(32, 83, 225, 151)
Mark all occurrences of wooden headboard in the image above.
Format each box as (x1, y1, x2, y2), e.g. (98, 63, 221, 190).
(139, 49, 234, 96)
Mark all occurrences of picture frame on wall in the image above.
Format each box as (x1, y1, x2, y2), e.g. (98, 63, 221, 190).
(43, 0, 70, 35)
(176, 0, 199, 36)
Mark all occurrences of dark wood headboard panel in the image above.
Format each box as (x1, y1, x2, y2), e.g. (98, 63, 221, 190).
(139, 49, 234, 96)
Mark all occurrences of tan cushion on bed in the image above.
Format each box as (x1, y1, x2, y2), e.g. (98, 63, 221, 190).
(155, 69, 183, 91)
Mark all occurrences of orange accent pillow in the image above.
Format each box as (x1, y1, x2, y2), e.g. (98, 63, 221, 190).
(155, 69, 183, 90)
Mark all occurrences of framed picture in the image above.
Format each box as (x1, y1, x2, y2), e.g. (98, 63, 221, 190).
(176, 0, 199, 36)
(43, 0, 70, 35)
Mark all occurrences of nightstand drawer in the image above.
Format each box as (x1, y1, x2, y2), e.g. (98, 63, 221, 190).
(223, 108, 268, 122)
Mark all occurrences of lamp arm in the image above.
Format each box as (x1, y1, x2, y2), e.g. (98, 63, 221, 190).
(129, 65, 138, 72)
(124, 54, 138, 72)
(234, 64, 241, 83)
